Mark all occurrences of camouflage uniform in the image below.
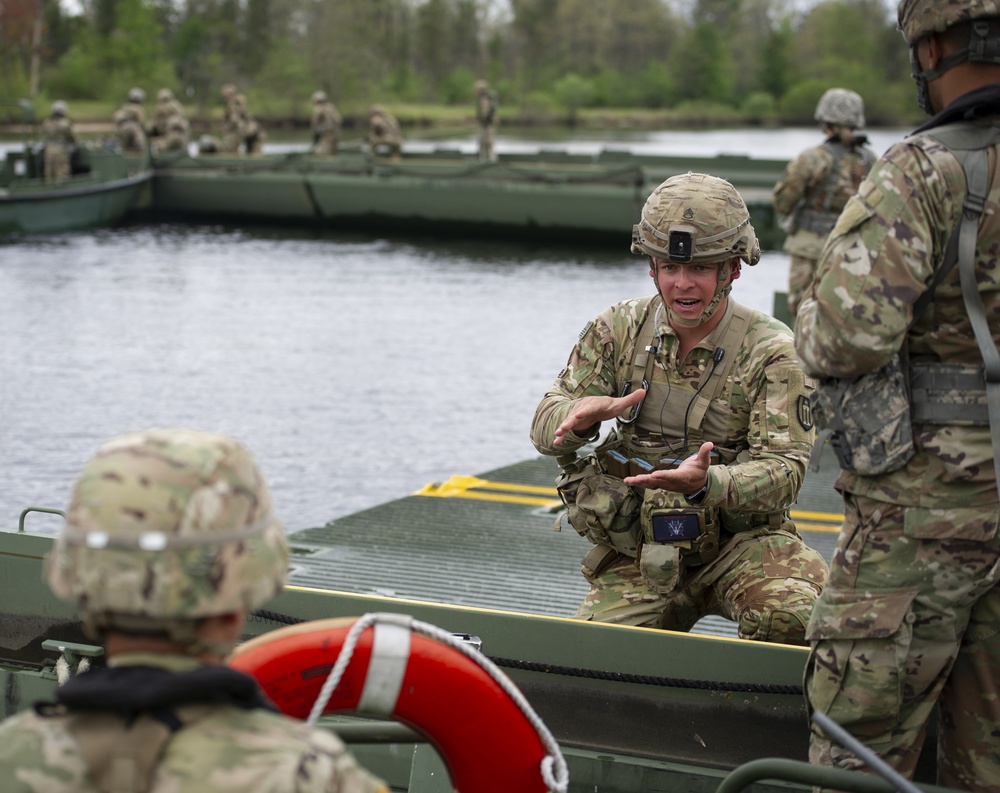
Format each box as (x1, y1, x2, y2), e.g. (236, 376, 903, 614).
(311, 92, 342, 156)
(0, 428, 388, 793)
(114, 90, 148, 154)
(41, 103, 75, 182)
(772, 137, 874, 319)
(531, 292, 827, 643)
(150, 89, 190, 152)
(367, 105, 402, 159)
(0, 652, 389, 793)
(795, 6, 1000, 782)
(220, 86, 245, 154)
(475, 80, 499, 163)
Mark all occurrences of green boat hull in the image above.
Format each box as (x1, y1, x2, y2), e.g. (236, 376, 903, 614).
(145, 148, 785, 249)
(0, 146, 151, 237)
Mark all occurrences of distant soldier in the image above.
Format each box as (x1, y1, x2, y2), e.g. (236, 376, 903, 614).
(239, 93, 266, 155)
(113, 86, 148, 154)
(367, 104, 403, 159)
(219, 83, 244, 153)
(474, 79, 499, 162)
(41, 100, 76, 182)
(0, 427, 390, 793)
(150, 88, 190, 152)
(772, 88, 874, 320)
(310, 90, 342, 156)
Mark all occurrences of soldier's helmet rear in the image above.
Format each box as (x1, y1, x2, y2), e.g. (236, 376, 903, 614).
(814, 88, 866, 129)
(127, 87, 146, 103)
(898, 0, 1000, 43)
(631, 172, 760, 266)
(51, 100, 68, 116)
(157, 88, 174, 102)
(47, 428, 289, 636)
(312, 90, 328, 103)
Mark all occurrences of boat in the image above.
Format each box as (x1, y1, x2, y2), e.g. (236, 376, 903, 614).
(141, 146, 788, 250)
(0, 438, 950, 793)
(0, 141, 152, 237)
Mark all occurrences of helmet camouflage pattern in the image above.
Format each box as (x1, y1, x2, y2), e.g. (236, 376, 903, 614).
(127, 87, 146, 103)
(51, 100, 68, 116)
(157, 88, 174, 102)
(47, 428, 289, 628)
(814, 88, 866, 129)
(312, 90, 328, 103)
(631, 172, 760, 266)
(898, 0, 1000, 43)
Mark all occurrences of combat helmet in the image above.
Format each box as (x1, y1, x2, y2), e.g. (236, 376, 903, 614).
(632, 172, 760, 327)
(47, 428, 289, 649)
(814, 88, 866, 129)
(312, 90, 328, 103)
(127, 87, 146, 103)
(51, 100, 68, 117)
(157, 88, 174, 102)
(898, 0, 1000, 113)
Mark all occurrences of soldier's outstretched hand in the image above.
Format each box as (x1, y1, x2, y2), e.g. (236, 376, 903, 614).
(624, 441, 714, 493)
(553, 389, 646, 446)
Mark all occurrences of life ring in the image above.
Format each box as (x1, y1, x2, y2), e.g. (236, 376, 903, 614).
(229, 612, 567, 793)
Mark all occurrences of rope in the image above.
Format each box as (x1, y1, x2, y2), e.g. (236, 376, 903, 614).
(302, 612, 569, 793)
(251, 608, 804, 696)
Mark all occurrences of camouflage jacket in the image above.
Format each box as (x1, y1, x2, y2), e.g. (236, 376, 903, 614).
(530, 295, 816, 513)
(312, 103, 342, 136)
(0, 653, 389, 793)
(794, 92, 1000, 508)
(772, 138, 874, 259)
(41, 115, 75, 148)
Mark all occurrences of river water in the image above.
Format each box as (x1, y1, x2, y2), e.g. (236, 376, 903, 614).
(0, 126, 908, 533)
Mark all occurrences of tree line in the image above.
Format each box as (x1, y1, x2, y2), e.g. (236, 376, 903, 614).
(0, 0, 920, 127)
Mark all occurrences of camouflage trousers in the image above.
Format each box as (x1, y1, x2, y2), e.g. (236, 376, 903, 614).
(805, 493, 1000, 790)
(574, 528, 828, 645)
(786, 253, 818, 321)
(478, 124, 497, 162)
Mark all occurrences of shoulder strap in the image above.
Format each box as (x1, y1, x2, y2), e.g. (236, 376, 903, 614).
(684, 303, 751, 433)
(617, 296, 660, 425)
(917, 121, 1000, 495)
(817, 141, 848, 212)
(67, 705, 211, 793)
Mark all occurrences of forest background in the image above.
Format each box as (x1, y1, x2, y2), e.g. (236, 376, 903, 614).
(0, 0, 920, 132)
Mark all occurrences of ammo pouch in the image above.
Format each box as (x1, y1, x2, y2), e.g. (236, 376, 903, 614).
(810, 353, 915, 476)
(638, 489, 720, 594)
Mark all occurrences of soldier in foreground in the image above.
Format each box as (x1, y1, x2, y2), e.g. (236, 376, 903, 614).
(0, 428, 388, 793)
(795, 0, 1000, 786)
(531, 173, 827, 644)
(772, 88, 874, 320)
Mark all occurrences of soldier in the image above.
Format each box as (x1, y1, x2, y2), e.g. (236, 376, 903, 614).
(238, 93, 266, 155)
(219, 84, 244, 153)
(310, 90, 342, 156)
(149, 88, 190, 152)
(795, 0, 1000, 786)
(772, 88, 875, 321)
(474, 79, 499, 163)
(530, 172, 828, 645)
(113, 87, 148, 154)
(41, 100, 75, 182)
(0, 428, 388, 793)
(366, 104, 403, 159)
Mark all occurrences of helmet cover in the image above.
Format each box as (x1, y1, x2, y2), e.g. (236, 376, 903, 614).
(814, 88, 866, 129)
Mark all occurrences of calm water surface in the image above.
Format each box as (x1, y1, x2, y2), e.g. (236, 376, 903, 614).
(2, 127, 895, 532)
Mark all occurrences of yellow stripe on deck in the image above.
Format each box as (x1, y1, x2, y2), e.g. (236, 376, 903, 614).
(416, 475, 846, 532)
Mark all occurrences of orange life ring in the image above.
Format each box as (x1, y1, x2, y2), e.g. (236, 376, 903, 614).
(229, 614, 563, 793)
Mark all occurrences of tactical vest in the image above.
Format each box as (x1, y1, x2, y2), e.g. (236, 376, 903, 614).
(558, 296, 790, 581)
(811, 120, 1000, 496)
(796, 141, 875, 235)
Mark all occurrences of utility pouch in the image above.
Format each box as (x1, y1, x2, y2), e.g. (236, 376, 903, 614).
(638, 542, 683, 595)
(640, 489, 721, 572)
(580, 544, 623, 581)
(564, 471, 642, 557)
(811, 354, 915, 476)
